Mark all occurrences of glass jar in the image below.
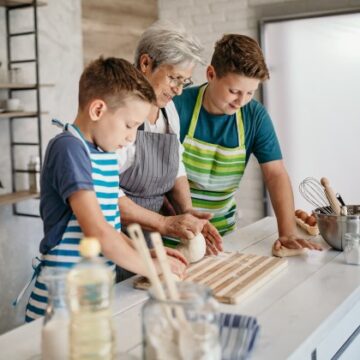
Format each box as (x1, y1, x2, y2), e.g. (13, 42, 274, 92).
(41, 268, 70, 360)
(142, 282, 221, 360)
(344, 233, 360, 265)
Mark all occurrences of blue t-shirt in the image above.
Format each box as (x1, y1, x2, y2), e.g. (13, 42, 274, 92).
(39, 132, 96, 254)
(173, 85, 282, 164)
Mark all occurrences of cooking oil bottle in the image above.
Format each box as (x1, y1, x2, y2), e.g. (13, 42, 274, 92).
(67, 237, 115, 360)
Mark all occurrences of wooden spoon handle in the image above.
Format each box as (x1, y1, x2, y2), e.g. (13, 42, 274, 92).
(320, 177, 341, 215)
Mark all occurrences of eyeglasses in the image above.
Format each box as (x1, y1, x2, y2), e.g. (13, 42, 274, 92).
(167, 75, 193, 89)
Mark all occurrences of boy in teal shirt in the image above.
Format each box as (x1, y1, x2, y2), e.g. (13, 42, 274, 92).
(174, 34, 322, 253)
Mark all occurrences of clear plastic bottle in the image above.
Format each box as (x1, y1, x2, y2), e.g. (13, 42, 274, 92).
(66, 237, 115, 360)
(41, 268, 69, 360)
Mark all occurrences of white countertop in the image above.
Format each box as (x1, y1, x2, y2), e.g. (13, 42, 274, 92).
(1, 216, 360, 360)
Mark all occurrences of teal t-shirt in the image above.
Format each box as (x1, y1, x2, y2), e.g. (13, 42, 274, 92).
(173, 85, 282, 164)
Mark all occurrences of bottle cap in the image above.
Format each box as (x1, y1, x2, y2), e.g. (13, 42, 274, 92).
(79, 237, 101, 258)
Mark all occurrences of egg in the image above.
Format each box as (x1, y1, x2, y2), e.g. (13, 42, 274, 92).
(299, 212, 308, 222)
(295, 209, 303, 217)
(305, 216, 317, 227)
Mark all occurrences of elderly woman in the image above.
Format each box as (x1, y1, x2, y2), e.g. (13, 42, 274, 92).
(117, 22, 222, 266)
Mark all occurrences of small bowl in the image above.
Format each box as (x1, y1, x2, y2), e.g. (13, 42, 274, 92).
(314, 205, 360, 250)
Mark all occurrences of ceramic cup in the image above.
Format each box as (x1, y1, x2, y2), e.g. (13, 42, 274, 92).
(6, 98, 21, 111)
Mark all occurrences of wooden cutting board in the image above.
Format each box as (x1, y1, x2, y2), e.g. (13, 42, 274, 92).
(133, 252, 287, 304)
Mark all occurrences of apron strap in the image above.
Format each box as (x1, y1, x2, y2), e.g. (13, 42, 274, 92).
(138, 107, 170, 132)
(12, 257, 43, 307)
(188, 85, 206, 137)
(52, 118, 91, 156)
(188, 85, 244, 148)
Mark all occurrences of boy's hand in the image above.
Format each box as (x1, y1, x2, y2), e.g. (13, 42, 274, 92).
(152, 256, 187, 280)
(274, 235, 323, 250)
(167, 256, 187, 279)
(150, 247, 188, 266)
(150, 247, 188, 280)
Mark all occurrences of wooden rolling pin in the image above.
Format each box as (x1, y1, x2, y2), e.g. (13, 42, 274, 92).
(320, 177, 341, 215)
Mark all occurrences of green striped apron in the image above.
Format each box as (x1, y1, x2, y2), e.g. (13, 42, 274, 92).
(182, 85, 246, 235)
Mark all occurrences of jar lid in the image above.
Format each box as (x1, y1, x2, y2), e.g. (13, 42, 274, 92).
(79, 237, 101, 257)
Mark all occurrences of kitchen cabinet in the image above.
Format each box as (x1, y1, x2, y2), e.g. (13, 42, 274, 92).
(0, 0, 50, 214)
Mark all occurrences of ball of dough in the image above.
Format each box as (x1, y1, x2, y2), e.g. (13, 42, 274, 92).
(177, 233, 206, 263)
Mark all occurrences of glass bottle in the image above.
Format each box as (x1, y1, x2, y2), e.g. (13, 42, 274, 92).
(9, 67, 22, 83)
(66, 237, 115, 360)
(344, 233, 360, 265)
(41, 268, 70, 360)
(28, 155, 40, 193)
(142, 281, 221, 360)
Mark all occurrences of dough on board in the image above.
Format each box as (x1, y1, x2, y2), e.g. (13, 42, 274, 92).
(272, 242, 306, 258)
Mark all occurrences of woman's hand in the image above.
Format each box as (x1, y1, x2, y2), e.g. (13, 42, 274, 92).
(202, 222, 223, 255)
(184, 209, 223, 255)
(162, 214, 207, 240)
(274, 235, 323, 251)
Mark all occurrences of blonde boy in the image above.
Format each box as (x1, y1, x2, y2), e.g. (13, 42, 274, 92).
(25, 58, 186, 322)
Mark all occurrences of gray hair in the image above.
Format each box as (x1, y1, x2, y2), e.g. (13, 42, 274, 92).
(134, 21, 204, 70)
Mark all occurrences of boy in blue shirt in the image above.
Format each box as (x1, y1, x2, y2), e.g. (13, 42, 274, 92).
(25, 57, 187, 322)
(174, 34, 322, 253)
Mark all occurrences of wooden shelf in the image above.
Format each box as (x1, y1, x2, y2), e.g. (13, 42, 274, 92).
(0, 83, 54, 89)
(0, 111, 47, 118)
(0, 190, 39, 205)
(0, 0, 47, 6)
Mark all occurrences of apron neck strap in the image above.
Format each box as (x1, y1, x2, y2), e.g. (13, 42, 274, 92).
(52, 118, 91, 156)
(188, 85, 206, 137)
(139, 107, 169, 132)
(188, 85, 244, 147)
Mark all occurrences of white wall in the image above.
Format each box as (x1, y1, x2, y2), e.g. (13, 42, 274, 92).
(262, 12, 360, 212)
(157, 0, 360, 226)
(0, 0, 83, 334)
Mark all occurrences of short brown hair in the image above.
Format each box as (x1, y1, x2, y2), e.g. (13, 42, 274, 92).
(211, 34, 269, 81)
(79, 57, 156, 110)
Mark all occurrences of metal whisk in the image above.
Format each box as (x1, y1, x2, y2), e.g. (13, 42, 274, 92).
(299, 177, 334, 214)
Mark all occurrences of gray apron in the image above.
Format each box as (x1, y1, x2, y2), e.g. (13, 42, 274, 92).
(120, 108, 179, 212)
(117, 108, 179, 281)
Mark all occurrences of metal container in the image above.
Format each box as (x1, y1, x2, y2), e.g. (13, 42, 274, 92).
(314, 205, 360, 250)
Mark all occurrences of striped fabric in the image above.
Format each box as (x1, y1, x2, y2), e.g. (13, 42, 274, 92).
(119, 109, 179, 214)
(219, 313, 259, 360)
(182, 85, 246, 235)
(25, 124, 120, 322)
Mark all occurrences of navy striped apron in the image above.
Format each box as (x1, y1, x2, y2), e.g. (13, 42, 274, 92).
(25, 123, 120, 322)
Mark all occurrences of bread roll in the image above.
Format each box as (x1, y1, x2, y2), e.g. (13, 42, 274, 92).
(176, 233, 206, 263)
